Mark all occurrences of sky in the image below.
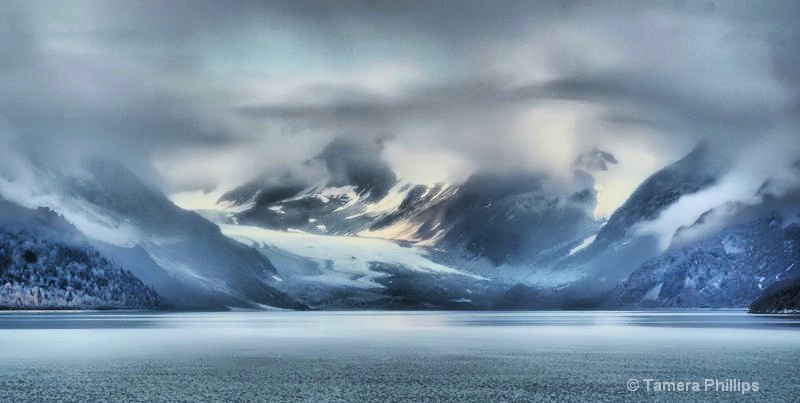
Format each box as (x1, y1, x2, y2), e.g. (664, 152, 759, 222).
(0, 0, 798, 216)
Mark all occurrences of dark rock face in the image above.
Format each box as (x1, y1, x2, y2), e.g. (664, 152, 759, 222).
(430, 171, 598, 266)
(220, 136, 400, 234)
(750, 276, 800, 313)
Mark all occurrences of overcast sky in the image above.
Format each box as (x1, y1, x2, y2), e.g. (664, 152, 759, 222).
(0, 0, 798, 215)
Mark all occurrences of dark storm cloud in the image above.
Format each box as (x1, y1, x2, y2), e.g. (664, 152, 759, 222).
(529, 71, 784, 135)
(0, 0, 797, 201)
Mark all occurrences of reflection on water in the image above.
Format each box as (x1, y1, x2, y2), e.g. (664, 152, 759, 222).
(443, 310, 800, 328)
(0, 311, 161, 329)
(2, 309, 800, 330)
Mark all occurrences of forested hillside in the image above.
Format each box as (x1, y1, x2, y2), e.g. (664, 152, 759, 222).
(0, 230, 160, 309)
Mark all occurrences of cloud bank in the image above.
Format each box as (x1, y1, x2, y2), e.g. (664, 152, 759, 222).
(0, 0, 798, 215)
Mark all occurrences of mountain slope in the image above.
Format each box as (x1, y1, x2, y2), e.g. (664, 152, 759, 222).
(0, 154, 305, 310)
(415, 171, 599, 267)
(209, 136, 607, 307)
(75, 160, 306, 310)
(0, 229, 160, 309)
(606, 213, 800, 308)
(211, 220, 498, 309)
(494, 145, 800, 308)
(221, 138, 601, 268)
(544, 144, 733, 290)
(0, 198, 159, 309)
(221, 142, 603, 286)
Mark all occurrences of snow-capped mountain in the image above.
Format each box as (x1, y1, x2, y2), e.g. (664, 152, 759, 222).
(220, 137, 602, 276)
(222, 137, 800, 311)
(211, 137, 606, 307)
(3, 135, 796, 311)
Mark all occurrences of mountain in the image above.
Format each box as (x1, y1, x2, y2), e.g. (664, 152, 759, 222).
(0, 154, 305, 310)
(407, 171, 599, 268)
(214, 221, 499, 309)
(0, 198, 159, 309)
(599, 158, 800, 310)
(582, 143, 723, 253)
(605, 212, 800, 308)
(494, 144, 800, 309)
(212, 137, 606, 307)
(0, 229, 160, 309)
(749, 276, 800, 313)
(221, 138, 602, 275)
(219, 137, 398, 234)
(5, 137, 793, 312)
(545, 144, 733, 290)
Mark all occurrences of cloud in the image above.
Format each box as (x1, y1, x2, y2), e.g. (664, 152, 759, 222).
(635, 131, 800, 251)
(0, 0, 797, 217)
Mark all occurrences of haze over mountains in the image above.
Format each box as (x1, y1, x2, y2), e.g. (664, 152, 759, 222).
(1, 1, 799, 311)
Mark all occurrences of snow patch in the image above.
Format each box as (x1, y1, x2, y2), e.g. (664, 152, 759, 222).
(358, 219, 446, 247)
(569, 234, 597, 256)
(641, 283, 663, 301)
(362, 181, 413, 216)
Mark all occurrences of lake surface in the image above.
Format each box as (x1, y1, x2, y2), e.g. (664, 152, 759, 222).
(0, 310, 798, 401)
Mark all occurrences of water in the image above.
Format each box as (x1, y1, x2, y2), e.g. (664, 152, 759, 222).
(0, 310, 798, 401)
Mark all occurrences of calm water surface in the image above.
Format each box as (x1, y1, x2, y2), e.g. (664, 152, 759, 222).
(0, 310, 798, 401)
